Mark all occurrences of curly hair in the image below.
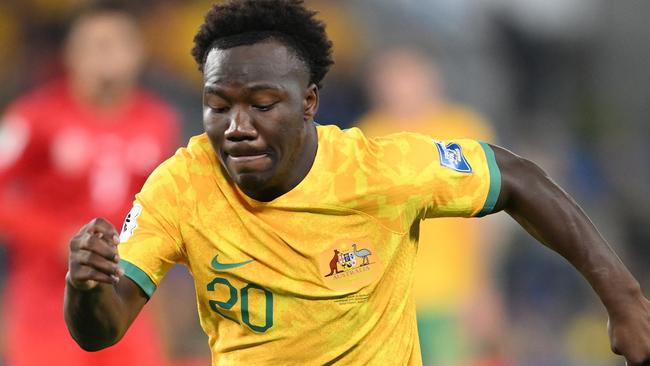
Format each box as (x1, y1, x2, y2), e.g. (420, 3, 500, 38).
(192, 0, 334, 89)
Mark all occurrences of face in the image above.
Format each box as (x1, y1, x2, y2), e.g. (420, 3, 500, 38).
(202, 40, 319, 201)
(367, 49, 440, 118)
(65, 12, 143, 105)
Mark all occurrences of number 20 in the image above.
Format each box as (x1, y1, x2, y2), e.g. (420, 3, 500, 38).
(207, 276, 274, 332)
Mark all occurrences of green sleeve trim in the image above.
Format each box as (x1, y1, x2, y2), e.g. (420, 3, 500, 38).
(477, 142, 501, 217)
(119, 259, 157, 299)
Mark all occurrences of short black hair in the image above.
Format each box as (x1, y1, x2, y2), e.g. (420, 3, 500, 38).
(192, 0, 334, 89)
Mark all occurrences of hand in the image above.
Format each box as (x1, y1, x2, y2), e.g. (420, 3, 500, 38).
(67, 218, 124, 291)
(608, 296, 650, 366)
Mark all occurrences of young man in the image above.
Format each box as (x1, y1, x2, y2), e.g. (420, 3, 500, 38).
(0, 1, 179, 365)
(64, 1, 650, 365)
(356, 47, 504, 364)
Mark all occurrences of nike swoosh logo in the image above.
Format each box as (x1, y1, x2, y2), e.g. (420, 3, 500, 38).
(211, 255, 255, 271)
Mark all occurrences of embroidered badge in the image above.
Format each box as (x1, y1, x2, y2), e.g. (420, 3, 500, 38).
(319, 238, 382, 293)
(434, 141, 473, 173)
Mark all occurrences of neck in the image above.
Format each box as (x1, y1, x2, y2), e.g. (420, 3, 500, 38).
(283, 121, 318, 191)
(245, 122, 318, 202)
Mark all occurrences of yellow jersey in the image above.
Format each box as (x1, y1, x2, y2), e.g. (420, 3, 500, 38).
(118, 124, 500, 365)
(356, 105, 496, 308)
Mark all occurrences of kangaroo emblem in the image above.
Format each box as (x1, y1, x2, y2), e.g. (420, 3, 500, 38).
(324, 249, 342, 277)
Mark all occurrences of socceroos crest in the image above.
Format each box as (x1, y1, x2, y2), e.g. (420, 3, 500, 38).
(319, 239, 382, 292)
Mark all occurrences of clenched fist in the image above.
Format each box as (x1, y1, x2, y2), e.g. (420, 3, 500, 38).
(67, 218, 124, 291)
(608, 295, 650, 366)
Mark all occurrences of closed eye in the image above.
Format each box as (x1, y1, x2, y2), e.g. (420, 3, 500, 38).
(253, 102, 278, 112)
(210, 106, 230, 113)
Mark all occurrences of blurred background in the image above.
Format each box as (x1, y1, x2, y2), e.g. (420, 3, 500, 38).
(0, 0, 648, 365)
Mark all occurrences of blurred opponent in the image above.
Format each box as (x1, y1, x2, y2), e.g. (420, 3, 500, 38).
(0, 1, 179, 365)
(356, 48, 506, 366)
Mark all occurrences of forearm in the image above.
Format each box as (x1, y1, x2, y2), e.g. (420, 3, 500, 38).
(64, 276, 129, 351)
(489, 145, 650, 363)
(498, 151, 641, 316)
(65, 219, 148, 351)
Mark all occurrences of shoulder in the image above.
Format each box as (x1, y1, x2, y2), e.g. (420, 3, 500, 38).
(316, 123, 365, 141)
(162, 133, 215, 173)
(316, 124, 435, 165)
(316, 124, 387, 168)
(369, 131, 440, 162)
(137, 134, 225, 224)
(0, 81, 67, 164)
(316, 123, 430, 153)
(317, 124, 486, 167)
(316, 125, 442, 187)
(3, 80, 65, 118)
(149, 133, 221, 194)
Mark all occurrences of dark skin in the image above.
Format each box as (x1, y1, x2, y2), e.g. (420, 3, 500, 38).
(65, 40, 650, 364)
(201, 41, 319, 201)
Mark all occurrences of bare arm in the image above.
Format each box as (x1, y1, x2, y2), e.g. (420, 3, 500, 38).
(490, 144, 650, 365)
(64, 218, 148, 351)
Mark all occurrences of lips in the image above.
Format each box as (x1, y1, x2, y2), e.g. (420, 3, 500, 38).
(227, 153, 268, 162)
(223, 146, 273, 172)
(226, 147, 271, 159)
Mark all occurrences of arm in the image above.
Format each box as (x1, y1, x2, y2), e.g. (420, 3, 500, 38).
(490, 144, 650, 365)
(64, 218, 148, 351)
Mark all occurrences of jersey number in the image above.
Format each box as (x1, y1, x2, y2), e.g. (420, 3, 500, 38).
(207, 276, 274, 332)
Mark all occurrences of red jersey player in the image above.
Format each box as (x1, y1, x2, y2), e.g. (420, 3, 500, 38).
(0, 2, 180, 365)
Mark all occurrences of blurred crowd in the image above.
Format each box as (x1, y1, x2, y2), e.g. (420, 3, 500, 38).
(0, 1, 648, 365)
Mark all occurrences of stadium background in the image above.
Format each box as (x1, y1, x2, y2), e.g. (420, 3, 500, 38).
(0, 0, 648, 365)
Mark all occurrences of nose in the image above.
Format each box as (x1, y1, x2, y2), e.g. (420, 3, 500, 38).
(224, 107, 257, 141)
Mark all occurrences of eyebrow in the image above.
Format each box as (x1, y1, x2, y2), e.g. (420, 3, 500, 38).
(203, 83, 284, 96)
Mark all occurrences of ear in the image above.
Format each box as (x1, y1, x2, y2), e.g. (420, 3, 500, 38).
(303, 84, 319, 122)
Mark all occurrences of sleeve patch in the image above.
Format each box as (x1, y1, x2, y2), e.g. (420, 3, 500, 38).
(434, 140, 473, 173)
(120, 203, 142, 242)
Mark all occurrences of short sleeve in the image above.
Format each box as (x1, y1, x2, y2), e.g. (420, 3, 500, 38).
(376, 133, 501, 219)
(418, 138, 501, 218)
(118, 157, 185, 299)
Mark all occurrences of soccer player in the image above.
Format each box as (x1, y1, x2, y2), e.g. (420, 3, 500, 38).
(0, 1, 179, 365)
(356, 47, 505, 364)
(64, 1, 650, 365)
